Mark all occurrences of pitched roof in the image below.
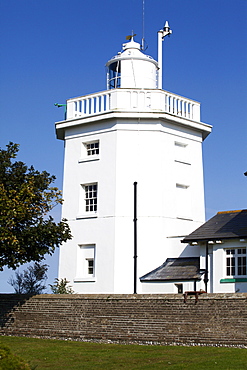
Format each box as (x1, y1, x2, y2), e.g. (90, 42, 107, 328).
(182, 210, 247, 243)
(140, 257, 203, 282)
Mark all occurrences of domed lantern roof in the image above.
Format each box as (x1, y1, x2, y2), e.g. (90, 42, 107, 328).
(106, 36, 158, 90)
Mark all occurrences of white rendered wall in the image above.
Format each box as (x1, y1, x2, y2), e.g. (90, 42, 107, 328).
(58, 116, 206, 294)
(59, 124, 118, 293)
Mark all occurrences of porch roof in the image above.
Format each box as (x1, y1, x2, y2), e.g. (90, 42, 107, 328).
(140, 257, 203, 282)
(182, 210, 247, 243)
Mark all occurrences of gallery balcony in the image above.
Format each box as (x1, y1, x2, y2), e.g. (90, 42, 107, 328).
(56, 88, 212, 141)
(66, 88, 201, 122)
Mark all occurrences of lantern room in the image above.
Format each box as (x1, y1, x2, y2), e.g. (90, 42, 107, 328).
(106, 37, 158, 90)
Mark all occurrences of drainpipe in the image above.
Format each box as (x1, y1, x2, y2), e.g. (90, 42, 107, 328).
(133, 182, 138, 294)
(204, 242, 209, 292)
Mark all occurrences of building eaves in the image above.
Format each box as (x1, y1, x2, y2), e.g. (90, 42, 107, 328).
(182, 210, 247, 243)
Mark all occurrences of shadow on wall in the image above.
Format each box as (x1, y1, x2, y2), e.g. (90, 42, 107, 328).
(0, 294, 30, 330)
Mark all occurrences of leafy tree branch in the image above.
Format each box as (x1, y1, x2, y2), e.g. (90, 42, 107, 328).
(0, 142, 72, 270)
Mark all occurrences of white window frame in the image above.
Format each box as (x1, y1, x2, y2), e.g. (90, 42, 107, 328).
(77, 182, 98, 219)
(225, 247, 246, 278)
(85, 141, 99, 156)
(74, 244, 96, 282)
(84, 183, 97, 213)
(79, 140, 100, 163)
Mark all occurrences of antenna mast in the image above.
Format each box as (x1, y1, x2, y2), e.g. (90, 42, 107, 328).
(158, 21, 172, 89)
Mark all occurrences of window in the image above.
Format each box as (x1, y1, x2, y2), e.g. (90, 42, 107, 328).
(108, 60, 121, 89)
(78, 183, 98, 218)
(79, 140, 100, 163)
(86, 141, 99, 156)
(75, 245, 95, 281)
(226, 249, 235, 276)
(238, 248, 247, 275)
(87, 258, 94, 275)
(226, 248, 246, 277)
(84, 183, 97, 212)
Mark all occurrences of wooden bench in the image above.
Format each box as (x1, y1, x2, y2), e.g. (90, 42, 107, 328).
(183, 290, 206, 303)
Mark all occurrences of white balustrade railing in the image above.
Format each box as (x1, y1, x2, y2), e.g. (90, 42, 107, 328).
(66, 89, 200, 122)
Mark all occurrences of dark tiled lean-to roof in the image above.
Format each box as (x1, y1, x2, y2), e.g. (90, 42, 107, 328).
(182, 210, 247, 243)
(140, 257, 203, 282)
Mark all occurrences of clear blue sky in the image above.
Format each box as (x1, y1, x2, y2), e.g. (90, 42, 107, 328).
(0, 0, 246, 292)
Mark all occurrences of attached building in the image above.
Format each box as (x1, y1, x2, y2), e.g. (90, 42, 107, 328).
(181, 210, 247, 293)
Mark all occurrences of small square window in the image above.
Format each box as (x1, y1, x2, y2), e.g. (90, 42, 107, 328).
(86, 141, 99, 156)
(79, 140, 100, 163)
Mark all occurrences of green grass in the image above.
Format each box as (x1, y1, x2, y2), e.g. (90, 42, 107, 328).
(0, 336, 246, 370)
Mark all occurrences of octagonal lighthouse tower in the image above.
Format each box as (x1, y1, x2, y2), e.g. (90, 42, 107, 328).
(56, 27, 212, 294)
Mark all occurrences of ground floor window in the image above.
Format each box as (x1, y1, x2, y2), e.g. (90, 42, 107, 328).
(77, 244, 95, 278)
(86, 258, 94, 275)
(226, 248, 246, 277)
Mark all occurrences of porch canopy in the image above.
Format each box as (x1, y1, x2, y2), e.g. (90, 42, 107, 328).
(140, 257, 204, 282)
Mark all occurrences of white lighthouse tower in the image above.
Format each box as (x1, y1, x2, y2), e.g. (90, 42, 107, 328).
(56, 26, 211, 294)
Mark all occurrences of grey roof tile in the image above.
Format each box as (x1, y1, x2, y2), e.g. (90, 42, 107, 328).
(140, 257, 203, 282)
(182, 210, 247, 243)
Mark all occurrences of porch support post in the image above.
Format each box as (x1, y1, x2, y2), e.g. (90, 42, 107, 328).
(204, 242, 209, 292)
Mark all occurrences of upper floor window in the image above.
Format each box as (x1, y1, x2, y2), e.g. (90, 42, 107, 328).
(84, 183, 97, 212)
(79, 140, 100, 163)
(86, 141, 99, 156)
(77, 182, 98, 219)
(226, 248, 246, 277)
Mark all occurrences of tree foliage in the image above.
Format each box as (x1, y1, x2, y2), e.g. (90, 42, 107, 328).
(8, 262, 48, 295)
(0, 142, 72, 270)
(49, 278, 75, 294)
(0, 344, 31, 369)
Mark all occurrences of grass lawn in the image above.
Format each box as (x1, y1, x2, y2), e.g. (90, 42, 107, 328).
(0, 336, 246, 370)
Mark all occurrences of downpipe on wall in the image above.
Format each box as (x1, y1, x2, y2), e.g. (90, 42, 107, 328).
(133, 182, 138, 294)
